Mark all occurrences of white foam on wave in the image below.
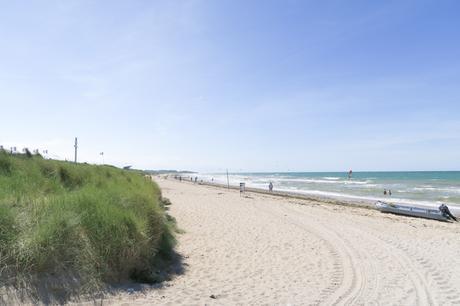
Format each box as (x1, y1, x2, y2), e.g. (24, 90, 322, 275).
(343, 180, 375, 186)
(257, 177, 374, 186)
(413, 186, 460, 194)
(267, 177, 340, 184)
(414, 187, 436, 191)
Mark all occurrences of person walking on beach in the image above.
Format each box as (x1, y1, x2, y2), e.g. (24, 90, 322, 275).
(194, 176, 197, 183)
(383, 189, 387, 195)
(389, 190, 392, 196)
(269, 182, 273, 192)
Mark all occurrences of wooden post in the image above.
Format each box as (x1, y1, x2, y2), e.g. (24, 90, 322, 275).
(74, 137, 78, 163)
(226, 169, 230, 189)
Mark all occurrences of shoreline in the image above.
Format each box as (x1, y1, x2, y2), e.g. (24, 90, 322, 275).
(201, 181, 376, 209)
(178, 171, 460, 214)
(160, 175, 460, 216)
(159, 175, 376, 208)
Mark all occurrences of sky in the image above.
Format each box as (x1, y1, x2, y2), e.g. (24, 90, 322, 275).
(1, 0, 459, 172)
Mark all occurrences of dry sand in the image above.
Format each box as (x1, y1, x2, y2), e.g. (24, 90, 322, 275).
(88, 178, 460, 305)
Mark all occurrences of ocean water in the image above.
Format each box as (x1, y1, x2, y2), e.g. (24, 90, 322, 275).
(199, 172, 460, 209)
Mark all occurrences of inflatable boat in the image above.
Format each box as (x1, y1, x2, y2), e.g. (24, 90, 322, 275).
(375, 201, 450, 221)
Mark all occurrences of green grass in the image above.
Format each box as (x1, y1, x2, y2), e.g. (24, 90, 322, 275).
(0, 150, 176, 294)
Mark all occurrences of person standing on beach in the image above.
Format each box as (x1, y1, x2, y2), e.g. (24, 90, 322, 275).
(269, 182, 273, 192)
(389, 190, 392, 196)
(384, 189, 387, 195)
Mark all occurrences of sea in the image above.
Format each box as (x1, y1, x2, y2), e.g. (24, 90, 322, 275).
(198, 171, 460, 210)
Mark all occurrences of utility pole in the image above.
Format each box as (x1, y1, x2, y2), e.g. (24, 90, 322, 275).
(74, 137, 78, 163)
(226, 169, 230, 189)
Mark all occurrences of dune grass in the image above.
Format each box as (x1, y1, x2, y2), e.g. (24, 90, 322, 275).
(0, 150, 176, 295)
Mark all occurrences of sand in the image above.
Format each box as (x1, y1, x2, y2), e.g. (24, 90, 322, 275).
(81, 178, 460, 305)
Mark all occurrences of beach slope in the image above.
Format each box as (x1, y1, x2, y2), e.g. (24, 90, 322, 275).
(107, 178, 460, 305)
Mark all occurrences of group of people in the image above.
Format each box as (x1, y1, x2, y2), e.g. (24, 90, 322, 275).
(173, 175, 201, 183)
(383, 189, 392, 196)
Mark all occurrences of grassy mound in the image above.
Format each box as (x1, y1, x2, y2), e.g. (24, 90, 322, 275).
(0, 151, 176, 295)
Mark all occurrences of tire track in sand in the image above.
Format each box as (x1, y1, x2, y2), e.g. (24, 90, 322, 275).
(273, 201, 435, 305)
(376, 236, 460, 305)
(250, 200, 346, 304)
(342, 213, 460, 305)
(281, 209, 377, 306)
(254, 201, 365, 305)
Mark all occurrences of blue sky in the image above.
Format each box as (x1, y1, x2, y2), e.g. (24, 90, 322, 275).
(1, 0, 459, 172)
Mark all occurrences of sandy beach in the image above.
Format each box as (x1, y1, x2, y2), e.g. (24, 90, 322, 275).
(93, 178, 460, 305)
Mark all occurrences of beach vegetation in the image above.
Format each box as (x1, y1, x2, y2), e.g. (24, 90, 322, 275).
(0, 151, 176, 296)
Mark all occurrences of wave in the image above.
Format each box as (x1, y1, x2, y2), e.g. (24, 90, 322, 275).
(413, 187, 436, 191)
(413, 187, 460, 194)
(254, 177, 374, 186)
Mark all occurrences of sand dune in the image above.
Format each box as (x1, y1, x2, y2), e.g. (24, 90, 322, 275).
(93, 179, 460, 305)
